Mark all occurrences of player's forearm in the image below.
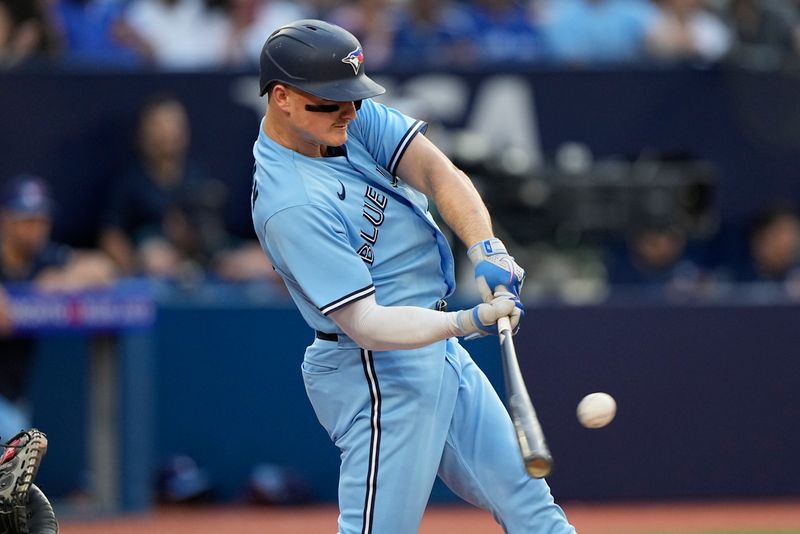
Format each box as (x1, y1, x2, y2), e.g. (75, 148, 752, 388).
(330, 297, 461, 351)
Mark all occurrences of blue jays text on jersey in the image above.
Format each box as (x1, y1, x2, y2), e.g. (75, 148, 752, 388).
(357, 186, 388, 265)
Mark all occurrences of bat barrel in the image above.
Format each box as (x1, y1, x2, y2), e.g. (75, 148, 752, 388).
(498, 315, 554, 479)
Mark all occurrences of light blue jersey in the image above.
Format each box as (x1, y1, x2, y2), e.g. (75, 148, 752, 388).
(251, 98, 575, 534)
(252, 98, 454, 334)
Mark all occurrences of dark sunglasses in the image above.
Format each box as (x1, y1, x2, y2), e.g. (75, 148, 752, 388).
(305, 100, 363, 113)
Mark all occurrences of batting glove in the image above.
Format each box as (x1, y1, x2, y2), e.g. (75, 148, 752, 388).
(452, 291, 522, 339)
(467, 238, 526, 302)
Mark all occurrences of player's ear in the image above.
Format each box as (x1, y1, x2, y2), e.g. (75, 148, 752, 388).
(270, 84, 292, 112)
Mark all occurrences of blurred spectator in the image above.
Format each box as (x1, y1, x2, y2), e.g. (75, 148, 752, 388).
(121, 0, 230, 69)
(0, 174, 116, 440)
(222, 0, 311, 67)
(326, 0, 394, 68)
(157, 455, 213, 504)
(99, 94, 277, 285)
(461, 0, 547, 64)
(605, 220, 706, 296)
(645, 0, 731, 64)
(387, 0, 476, 68)
(246, 463, 313, 505)
(737, 206, 800, 285)
(720, 0, 800, 70)
(306, 0, 338, 17)
(49, 0, 145, 67)
(0, 0, 57, 67)
(99, 94, 228, 280)
(539, 0, 656, 65)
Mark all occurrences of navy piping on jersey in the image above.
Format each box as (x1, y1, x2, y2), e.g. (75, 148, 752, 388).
(387, 120, 426, 176)
(319, 284, 376, 316)
(360, 349, 381, 534)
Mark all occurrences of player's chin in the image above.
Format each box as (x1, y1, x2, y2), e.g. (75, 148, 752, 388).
(328, 128, 349, 145)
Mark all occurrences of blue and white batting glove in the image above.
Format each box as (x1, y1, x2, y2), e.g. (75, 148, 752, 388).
(452, 291, 523, 340)
(467, 238, 526, 303)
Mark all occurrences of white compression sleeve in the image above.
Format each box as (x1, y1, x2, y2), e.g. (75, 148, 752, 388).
(329, 294, 463, 351)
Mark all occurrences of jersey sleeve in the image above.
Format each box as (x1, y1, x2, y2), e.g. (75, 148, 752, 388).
(263, 204, 375, 315)
(350, 99, 428, 176)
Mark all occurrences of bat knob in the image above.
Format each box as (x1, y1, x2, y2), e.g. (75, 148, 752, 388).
(526, 458, 552, 479)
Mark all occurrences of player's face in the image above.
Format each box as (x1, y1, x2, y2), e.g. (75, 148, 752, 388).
(284, 86, 358, 155)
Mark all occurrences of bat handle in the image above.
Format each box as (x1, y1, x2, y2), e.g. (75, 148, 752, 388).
(497, 315, 512, 335)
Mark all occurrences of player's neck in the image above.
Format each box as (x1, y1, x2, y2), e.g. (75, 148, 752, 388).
(263, 117, 326, 158)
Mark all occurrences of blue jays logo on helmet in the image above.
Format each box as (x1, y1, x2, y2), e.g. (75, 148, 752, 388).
(341, 47, 364, 75)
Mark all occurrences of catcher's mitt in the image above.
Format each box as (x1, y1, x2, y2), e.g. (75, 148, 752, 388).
(0, 429, 57, 534)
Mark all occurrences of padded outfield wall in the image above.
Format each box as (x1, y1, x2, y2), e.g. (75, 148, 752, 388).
(29, 298, 800, 503)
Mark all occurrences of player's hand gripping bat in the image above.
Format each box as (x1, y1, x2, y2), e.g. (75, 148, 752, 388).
(497, 316, 553, 478)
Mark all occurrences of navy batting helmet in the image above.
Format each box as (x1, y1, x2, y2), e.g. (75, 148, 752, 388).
(259, 19, 386, 101)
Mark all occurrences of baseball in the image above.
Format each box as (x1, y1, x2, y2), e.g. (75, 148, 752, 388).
(577, 392, 616, 428)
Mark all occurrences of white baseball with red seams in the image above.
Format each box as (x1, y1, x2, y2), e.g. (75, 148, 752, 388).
(577, 392, 617, 428)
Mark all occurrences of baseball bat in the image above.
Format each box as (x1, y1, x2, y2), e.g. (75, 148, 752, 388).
(497, 316, 553, 478)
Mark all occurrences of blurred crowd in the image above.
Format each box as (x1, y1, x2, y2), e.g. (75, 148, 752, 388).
(1, 128, 798, 311)
(1, 0, 799, 299)
(459, 161, 800, 305)
(537, 202, 800, 304)
(0, 94, 281, 294)
(0, 0, 798, 306)
(1, 0, 800, 71)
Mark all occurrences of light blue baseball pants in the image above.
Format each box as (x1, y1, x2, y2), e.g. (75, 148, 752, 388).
(302, 335, 576, 534)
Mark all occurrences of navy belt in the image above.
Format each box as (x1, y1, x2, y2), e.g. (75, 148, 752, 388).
(315, 331, 338, 342)
(315, 299, 447, 342)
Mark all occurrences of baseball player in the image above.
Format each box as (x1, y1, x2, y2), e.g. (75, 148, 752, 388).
(251, 19, 576, 534)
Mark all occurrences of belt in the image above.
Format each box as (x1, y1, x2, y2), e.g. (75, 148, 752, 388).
(315, 299, 447, 342)
(315, 331, 339, 342)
